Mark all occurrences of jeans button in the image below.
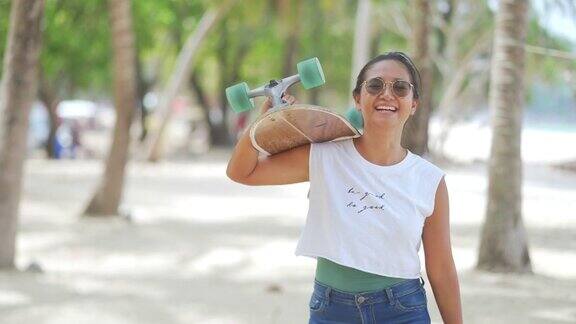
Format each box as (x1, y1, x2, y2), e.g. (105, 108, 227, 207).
(357, 296, 365, 304)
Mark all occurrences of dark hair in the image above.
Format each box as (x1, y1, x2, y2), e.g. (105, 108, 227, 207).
(352, 51, 421, 99)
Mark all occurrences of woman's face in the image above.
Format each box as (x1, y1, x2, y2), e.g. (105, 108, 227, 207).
(353, 59, 418, 129)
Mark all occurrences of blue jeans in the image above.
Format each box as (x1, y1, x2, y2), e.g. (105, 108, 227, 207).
(309, 278, 431, 324)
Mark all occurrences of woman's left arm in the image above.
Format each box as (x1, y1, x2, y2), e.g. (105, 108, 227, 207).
(422, 177, 463, 324)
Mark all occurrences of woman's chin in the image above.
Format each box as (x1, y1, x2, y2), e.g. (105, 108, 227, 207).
(368, 114, 400, 124)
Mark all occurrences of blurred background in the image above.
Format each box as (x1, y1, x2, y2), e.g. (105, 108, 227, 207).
(2, 0, 574, 162)
(0, 0, 575, 323)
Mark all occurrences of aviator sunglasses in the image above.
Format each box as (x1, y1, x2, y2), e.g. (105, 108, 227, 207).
(362, 77, 414, 98)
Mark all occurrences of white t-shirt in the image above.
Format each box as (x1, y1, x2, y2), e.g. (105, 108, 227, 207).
(295, 139, 445, 279)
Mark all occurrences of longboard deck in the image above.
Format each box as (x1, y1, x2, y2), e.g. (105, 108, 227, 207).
(249, 104, 361, 155)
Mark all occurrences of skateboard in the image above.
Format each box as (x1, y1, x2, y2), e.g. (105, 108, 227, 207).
(226, 57, 360, 156)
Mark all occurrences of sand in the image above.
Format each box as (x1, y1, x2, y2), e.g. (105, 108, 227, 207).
(0, 148, 575, 323)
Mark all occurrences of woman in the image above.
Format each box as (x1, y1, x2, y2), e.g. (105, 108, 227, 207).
(227, 52, 463, 324)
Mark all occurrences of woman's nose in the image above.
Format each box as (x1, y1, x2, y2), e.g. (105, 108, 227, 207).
(380, 83, 394, 99)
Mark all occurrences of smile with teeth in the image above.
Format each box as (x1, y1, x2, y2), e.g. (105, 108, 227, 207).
(375, 105, 398, 112)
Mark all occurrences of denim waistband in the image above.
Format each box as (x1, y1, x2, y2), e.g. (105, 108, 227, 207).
(312, 277, 425, 307)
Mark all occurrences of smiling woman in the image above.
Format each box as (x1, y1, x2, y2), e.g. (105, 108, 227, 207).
(226, 51, 463, 324)
(351, 53, 420, 137)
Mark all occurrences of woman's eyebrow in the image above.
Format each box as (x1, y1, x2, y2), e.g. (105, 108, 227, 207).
(386, 77, 409, 82)
(370, 76, 408, 80)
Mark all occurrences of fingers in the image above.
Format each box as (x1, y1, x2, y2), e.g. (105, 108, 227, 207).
(282, 93, 297, 105)
(260, 97, 273, 114)
(260, 93, 298, 115)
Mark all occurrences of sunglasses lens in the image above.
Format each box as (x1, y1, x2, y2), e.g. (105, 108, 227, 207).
(393, 81, 411, 97)
(365, 78, 383, 95)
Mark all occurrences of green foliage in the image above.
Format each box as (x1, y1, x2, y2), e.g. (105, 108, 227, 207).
(41, 0, 112, 96)
(201, 0, 359, 109)
(0, 0, 12, 77)
(133, 0, 206, 84)
(526, 12, 575, 83)
(0, 0, 574, 109)
(299, 0, 355, 102)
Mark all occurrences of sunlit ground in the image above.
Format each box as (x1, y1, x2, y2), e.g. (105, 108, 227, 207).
(0, 147, 575, 324)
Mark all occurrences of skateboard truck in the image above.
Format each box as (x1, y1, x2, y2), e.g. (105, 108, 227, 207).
(226, 58, 359, 156)
(248, 75, 302, 108)
(226, 57, 325, 112)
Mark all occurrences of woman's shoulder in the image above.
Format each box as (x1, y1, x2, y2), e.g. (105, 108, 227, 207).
(409, 152, 445, 176)
(311, 139, 352, 152)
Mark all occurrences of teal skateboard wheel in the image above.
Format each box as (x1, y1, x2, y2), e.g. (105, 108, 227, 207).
(345, 107, 363, 129)
(226, 82, 254, 112)
(297, 57, 325, 89)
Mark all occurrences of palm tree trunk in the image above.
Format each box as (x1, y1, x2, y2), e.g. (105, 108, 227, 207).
(0, 0, 45, 269)
(212, 11, 251, 147)
(477, 0, 532, 273)
(349, 0, 371, 107)
(83, 0, 137, 216)
(402, 0, 433, 156)
(38, 75, 60, 159)
(145, 2, 234, 162)
(135, 53, 150, 142)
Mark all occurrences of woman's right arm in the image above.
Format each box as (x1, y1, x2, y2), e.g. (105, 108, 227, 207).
(226, 95, 310, 186)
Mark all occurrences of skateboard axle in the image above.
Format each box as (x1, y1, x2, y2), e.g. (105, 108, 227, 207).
(248, 74, 301, 108)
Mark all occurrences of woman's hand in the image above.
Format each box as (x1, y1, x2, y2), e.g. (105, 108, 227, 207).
(259, 93, 297, 114)
(227, 91, 309, 186)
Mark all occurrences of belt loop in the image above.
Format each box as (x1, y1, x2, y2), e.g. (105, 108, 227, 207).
(420, 277, 425, 287)
(385, 287, 394, 305)
(324, 286, 331, 306)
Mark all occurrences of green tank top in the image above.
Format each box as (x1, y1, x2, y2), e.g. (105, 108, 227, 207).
(315, 258, 407, 293)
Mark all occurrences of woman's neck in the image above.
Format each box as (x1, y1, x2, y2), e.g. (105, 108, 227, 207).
(354, 128, 407, 166)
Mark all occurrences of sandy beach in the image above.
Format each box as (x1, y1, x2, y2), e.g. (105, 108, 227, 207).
(0, 148, 575, 323)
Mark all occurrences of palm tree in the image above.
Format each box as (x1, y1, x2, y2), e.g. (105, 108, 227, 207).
(0, 0, 45, 269)
(83, 0, 137, 216)
(402, 0, 433, 155)
(477, 0, 532, 273)
(350, 0, 371, 106)
(145, 1, 235, 162)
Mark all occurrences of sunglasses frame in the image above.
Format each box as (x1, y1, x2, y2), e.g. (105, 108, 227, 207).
(362, 77, 414, 98)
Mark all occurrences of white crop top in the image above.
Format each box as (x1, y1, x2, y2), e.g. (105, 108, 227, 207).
(295, 139, 445, 279)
